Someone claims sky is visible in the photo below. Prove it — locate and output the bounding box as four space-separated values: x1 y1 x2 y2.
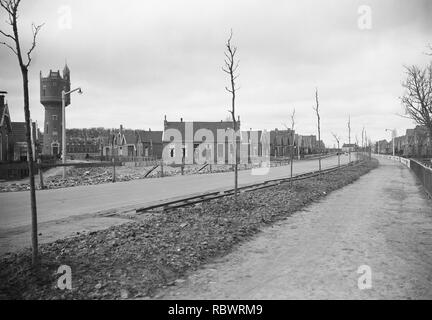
0 0 431 147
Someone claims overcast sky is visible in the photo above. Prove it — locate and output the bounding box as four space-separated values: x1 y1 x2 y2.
1 0 431 146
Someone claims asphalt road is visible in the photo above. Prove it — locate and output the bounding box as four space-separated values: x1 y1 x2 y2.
158 157 432 299
0 155 350 231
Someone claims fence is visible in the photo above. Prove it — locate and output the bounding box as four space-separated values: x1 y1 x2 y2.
410 159 432 198
373 153 431 198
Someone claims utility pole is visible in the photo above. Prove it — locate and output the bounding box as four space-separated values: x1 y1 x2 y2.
62 87 83 179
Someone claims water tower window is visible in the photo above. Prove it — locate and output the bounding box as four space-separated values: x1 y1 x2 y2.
52 115 58 121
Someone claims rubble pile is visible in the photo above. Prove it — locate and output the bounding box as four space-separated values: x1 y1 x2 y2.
0 160 293 193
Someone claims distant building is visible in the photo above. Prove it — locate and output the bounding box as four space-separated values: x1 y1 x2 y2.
375 140 390 154
270 128 295 157
162 116 241 164
341 143 357 153
101 125 163 159
0 91 12 162
102 125 138 157
298 134 323 155
40 64 71 156
10 122 39 161
136 129 163 158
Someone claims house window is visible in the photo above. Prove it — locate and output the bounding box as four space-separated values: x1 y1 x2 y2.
217 143 224 158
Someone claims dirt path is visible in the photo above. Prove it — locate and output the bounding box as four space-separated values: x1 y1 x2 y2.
156 158 432 299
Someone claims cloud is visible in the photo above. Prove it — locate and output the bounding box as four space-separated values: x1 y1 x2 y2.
0 0 430 146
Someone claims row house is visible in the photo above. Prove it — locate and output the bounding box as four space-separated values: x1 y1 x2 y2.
298 134 323 155
136 129 163 158
162 116 267 164
102 125 163 159
270 128 295 157
380 125 432 157
0 91 40 162
163 117 239 164
375 139 391 155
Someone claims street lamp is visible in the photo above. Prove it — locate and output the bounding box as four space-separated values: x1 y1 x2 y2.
385 128 395 156
62 87 83 178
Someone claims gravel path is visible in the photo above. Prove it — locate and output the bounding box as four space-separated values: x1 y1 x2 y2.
157 157 432 299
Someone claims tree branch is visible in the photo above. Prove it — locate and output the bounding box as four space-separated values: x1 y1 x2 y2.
25 22 44 67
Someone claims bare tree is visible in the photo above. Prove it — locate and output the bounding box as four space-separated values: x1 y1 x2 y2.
312 88 321 172
331 132 341 167
400 64 432 140
347 115 351 163
355 135 359 161
222 29 240 203
283 108 296 185
0 0 43 266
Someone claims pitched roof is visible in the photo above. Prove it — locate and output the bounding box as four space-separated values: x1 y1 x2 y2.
122 131 137 145
11 122 27 142
136 130 163 143
10 122 38 143
0 102 12 132
163 121 237 142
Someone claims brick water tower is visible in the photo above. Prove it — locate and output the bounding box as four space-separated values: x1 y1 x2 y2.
40 64 70 156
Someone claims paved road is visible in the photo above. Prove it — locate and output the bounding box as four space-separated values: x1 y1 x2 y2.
157 157 432 299
0 155 350 231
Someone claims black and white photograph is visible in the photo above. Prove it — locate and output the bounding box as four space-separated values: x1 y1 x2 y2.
0 0 432 307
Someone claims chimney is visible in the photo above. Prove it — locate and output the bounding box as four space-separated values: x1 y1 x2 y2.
180 117 183 122
120 124 123 134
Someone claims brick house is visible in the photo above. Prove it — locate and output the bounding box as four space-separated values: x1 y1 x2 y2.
163 116 243 164
102 125 137 157
341 143 357 153
136 129 163 158
10 122 39 162
0 91 12 162
270 128 295 157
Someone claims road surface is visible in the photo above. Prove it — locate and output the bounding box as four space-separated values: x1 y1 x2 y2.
157 157 432 299
0 155 349 230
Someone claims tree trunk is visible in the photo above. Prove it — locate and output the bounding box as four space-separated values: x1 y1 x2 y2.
22 67 38 265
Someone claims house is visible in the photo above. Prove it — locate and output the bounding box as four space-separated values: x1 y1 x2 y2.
375 140 390 154
270 128 295 157
10 122 39 162
0 91 12 162
136 129 163 159
341 143 357 153
102 125 138 157
298 135 320 155
162 116 242 164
